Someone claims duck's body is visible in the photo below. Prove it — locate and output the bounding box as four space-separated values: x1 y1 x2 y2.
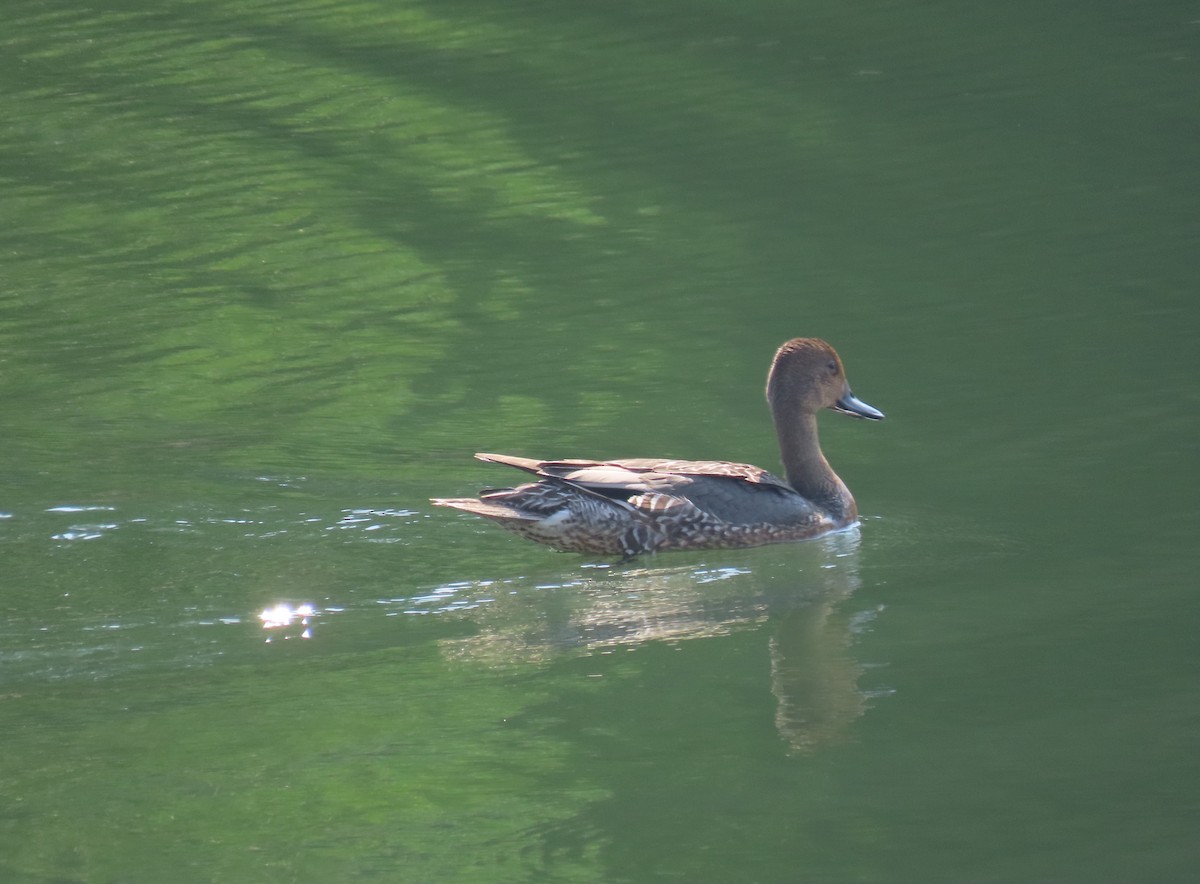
432 338 883 557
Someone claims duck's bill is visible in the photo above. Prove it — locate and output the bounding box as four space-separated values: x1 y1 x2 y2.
833 391 885 420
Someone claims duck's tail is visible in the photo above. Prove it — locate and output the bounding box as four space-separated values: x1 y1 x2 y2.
429 495 540 524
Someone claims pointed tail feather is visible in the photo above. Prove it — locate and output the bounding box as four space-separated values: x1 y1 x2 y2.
473 452 545 475
430 497 541 522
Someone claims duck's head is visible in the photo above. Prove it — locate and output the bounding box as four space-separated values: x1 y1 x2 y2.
766 338 884 420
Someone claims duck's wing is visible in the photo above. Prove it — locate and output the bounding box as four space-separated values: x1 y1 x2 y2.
474 453 792 492
609 458 794 490
475 453 669 495
473 453 810 526
619 468 821 528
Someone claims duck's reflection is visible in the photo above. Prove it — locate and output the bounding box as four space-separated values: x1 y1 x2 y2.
438 528 881 753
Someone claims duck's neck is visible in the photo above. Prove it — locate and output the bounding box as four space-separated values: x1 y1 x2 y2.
774 411 857 524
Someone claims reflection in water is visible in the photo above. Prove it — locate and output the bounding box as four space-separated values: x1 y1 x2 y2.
46 504 121 542
0 500 369 683
4 496 886 756
439 529 882 752
769 588 882 754
259 603 316 640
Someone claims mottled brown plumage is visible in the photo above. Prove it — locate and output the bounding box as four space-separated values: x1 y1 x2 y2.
431 338 883 557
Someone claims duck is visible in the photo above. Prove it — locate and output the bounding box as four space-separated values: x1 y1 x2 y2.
431 338 883 557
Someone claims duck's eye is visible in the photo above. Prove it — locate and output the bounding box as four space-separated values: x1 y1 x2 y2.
827 360 839 375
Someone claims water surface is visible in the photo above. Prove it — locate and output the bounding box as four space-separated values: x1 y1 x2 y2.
2 0 1197 881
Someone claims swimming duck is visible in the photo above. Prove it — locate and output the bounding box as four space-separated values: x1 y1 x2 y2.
431 338 883 557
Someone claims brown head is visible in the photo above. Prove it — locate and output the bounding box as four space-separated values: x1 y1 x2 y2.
766 338 884 420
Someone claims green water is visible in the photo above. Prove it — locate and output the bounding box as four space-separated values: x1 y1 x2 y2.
3 0 1197 881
